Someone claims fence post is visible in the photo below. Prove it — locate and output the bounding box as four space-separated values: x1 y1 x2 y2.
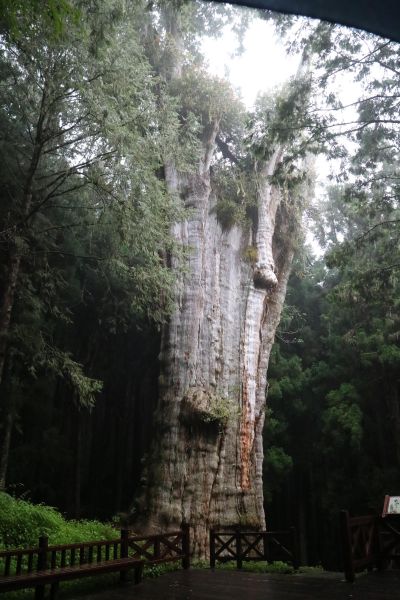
181 523 190 569
340 510 355 583
262 531 269 562
154 536 161 561
120 528 129 582
376 516 384 571
290 526 299 570
236 530 242 569
34 536 48 600
210 529 216 569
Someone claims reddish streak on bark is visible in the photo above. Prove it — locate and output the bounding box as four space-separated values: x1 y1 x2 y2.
240 372 252 490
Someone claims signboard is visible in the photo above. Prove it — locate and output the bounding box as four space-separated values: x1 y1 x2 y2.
382 495 400 517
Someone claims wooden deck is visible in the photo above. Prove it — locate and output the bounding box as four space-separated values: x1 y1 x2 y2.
68 568 400 600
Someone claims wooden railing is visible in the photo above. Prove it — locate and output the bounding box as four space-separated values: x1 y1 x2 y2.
340 510 400 582
127 526 190 569
210 528 298 570
0 533 129 578
379 516 400 566
0 525 190 598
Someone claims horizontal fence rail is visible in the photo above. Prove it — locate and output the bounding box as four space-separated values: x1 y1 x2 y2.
210 528 299 570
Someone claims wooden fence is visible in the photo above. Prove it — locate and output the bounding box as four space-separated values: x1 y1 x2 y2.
127 527 190 568
0 525 190 598
210 528 299 569
340 510 400 582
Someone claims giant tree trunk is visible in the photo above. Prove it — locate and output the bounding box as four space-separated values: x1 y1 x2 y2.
134 135 300 556
131 2 308 558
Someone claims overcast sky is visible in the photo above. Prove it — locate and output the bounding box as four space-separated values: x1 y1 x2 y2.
202 19 300 108
202 16 325 254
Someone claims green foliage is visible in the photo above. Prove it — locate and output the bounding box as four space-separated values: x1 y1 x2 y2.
0 492 115 549
266 215 400 565
215 560 295 574
247 76 322 167
211 165 258 232
264 561 295 574
266 446 293 478
260 29 400 569
0 0 79 40
212 198 245 231
323 385 362 451
172 69 242 133
144 561 181 578
0 0 182 414
201 395 237 426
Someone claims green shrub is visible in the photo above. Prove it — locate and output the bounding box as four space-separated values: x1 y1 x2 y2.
265 561 295 574
298 565 324 575
144 562 181 578
0 492 115 549
216 560 295 574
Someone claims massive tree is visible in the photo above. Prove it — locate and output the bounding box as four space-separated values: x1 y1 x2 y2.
0 0 315 539
133 1 313 556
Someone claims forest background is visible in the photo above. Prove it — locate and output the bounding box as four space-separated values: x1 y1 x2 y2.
0 0 400 569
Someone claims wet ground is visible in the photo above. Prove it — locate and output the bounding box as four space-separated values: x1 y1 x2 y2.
67 568 400 600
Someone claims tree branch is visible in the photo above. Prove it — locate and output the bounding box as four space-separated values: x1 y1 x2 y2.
216 135 238 164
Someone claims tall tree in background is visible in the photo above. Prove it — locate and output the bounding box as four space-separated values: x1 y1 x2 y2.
263 19 400 566
0 1 179 492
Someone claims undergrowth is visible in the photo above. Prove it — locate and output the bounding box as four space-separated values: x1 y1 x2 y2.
0 492 115 549
212 560 296 574
0 492 118 599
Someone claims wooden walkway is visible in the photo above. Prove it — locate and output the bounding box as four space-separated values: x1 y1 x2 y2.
68 568 400 600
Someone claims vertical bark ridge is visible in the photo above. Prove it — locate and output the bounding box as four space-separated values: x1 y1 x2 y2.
135 156 302 556
133 18 307 546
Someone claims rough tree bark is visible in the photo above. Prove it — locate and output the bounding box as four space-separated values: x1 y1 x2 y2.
132 3 309 558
